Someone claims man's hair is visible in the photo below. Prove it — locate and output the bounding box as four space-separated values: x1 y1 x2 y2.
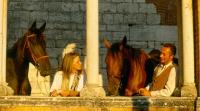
163 43 176 56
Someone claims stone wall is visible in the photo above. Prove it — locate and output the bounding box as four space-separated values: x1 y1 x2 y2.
7 0 178 88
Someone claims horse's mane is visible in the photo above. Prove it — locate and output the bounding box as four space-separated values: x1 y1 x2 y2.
7 37 26 65
110 42 143 60
110 43 122 54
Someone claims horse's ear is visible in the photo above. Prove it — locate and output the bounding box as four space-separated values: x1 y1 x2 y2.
29 21 37 32
119 36 127 50
121 36 127 46
39 22 46 33
103 38 111 49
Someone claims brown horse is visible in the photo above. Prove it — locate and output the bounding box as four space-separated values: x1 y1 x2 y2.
6 21 51 95
104 36 149 96
145 49 161 86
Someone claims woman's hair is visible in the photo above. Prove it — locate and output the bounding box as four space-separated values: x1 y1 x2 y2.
61 52 80 90
61 52 80 79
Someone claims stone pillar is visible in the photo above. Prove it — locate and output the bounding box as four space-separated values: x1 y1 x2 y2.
0 0 7 83
181 0 197 97
0 0 13 95
80 0 105 97
193 0 200 96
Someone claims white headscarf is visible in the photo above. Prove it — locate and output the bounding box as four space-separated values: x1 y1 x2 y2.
62 43 77 58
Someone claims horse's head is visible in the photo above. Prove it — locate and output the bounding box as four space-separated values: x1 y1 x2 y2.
103 36 127 77
22 21 51 77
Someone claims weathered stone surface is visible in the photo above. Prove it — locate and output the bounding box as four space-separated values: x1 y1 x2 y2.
0 97 196 111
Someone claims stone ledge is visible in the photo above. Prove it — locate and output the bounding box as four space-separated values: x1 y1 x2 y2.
0 96 196 111
0 96 195 107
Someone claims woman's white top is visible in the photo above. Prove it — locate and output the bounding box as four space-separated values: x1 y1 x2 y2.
50 71 86 93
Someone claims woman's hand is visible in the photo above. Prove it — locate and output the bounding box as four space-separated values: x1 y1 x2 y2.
60 90 70 97
50 90 59 97
138 88 151 96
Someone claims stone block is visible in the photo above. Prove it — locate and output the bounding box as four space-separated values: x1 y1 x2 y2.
20 20 29 29
100 25 107 31
71 12 84 24
138 3 157 13
77 24 86 30
49 58 59 69
117 3 138 13
8 2 22 11
7 40 16 49
124 14 137 24
99 3 117 13
44 2 64 11
136 13 147 25
70 3 80 12
48 12 70 22
73 0 85 2
29 11 48 23
103 14 114 25
99 48 107 55
100 0 112 2
130 41 148 48
107 25 128 32
46 40 55 48
12 11 29 21
133 0 145 3
46 48 62 58
45 29 64 40
111 0 132 2
147 14 161 25
79 3 85 12
22 2 44 11
100 32 113 41
112 32 128 40
130 25 178 41
113 14 124 24
148 41 157 49
47 22 71 30
61 2 72 12
55 40 69 48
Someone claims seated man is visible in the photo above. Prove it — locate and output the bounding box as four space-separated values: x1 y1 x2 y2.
138 43 176 97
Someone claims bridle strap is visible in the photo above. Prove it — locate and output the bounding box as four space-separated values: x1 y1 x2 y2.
22 34 48 66
36 56 49 62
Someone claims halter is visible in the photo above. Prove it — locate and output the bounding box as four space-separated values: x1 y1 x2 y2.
22 34 49 67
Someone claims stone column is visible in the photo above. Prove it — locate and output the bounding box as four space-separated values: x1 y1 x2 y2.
80 0 105 97
0 0 7 83
0 0 13 95
181 0 197 97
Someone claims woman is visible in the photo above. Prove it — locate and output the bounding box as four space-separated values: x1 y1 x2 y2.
50 52 86 97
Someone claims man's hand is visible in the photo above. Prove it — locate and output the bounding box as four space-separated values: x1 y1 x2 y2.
60 90 70 97
69 91 79 96
138 88 151 96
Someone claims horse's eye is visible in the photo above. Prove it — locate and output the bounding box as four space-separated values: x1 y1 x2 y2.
35 63 40 68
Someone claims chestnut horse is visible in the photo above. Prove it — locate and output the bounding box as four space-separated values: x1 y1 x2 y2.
104 36 149 96
6 21 51 95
